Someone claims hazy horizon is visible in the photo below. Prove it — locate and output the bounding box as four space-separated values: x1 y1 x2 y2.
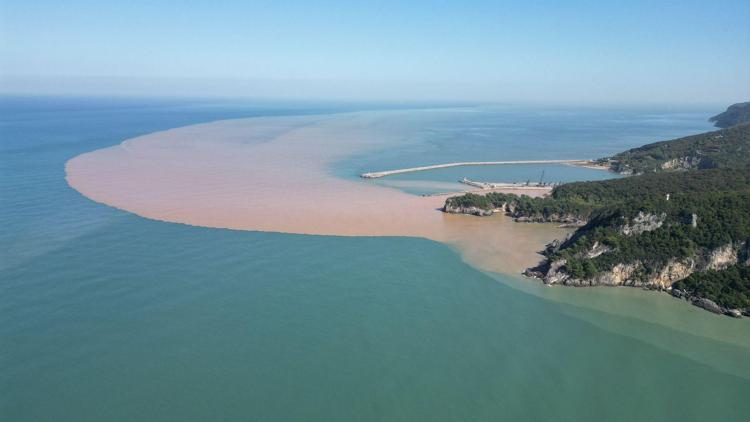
1 0 749 104
4 2 750 418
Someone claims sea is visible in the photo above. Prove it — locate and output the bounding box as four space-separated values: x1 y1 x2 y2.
2 96 749 421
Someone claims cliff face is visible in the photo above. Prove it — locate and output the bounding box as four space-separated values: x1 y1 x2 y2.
619 212 665 236
512 213 585 226
706 243 739 270
525 241 749 317
607 155 706 175
532 242 744 287
443 203 494 216
659 156 703 171
529 257 695 289
444 199 587 226
442 161 750 317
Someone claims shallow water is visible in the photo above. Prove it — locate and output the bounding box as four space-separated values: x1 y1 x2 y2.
333 105 711 194
372 163 619 195
2 97 748 422
64 111 571 272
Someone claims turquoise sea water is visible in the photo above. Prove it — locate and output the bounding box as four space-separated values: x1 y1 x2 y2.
2 97 748 421
333 105 712 194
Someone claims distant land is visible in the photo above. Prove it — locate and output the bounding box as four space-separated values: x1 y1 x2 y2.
445 103 750 317
598 122 750 174
710 102 750 128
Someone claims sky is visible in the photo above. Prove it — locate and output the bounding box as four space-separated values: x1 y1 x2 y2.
1 0 749 104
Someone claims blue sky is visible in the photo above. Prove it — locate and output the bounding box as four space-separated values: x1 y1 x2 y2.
1 0 748 104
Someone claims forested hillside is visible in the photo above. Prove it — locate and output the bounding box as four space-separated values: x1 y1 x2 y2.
444 118 750 316
710 102 750 128
601 122 750 174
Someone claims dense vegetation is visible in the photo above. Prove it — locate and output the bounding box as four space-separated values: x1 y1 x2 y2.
710 102 750 128
445 192 497 210
553 191 750 309
445 167 750 223
549 176 750 311
602 122 750 174
674 264 750 310
444 121 750 313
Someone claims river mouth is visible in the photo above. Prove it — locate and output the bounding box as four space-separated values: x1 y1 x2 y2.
66 108 750 345
65 111 570 275
10 98 750 422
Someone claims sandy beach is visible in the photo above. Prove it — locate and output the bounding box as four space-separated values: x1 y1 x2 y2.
66 111 568 274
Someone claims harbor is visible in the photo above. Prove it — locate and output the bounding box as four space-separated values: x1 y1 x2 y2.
457 176 556 190
360 159 592 178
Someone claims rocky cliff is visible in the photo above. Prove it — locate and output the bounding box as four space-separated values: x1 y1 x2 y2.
525 240 750 317
659 156 703 171
442 145 750 317
443 196 587 226
443 202 494 216
619 211 665 236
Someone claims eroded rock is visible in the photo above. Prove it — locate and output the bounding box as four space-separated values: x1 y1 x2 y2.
619 212 666 236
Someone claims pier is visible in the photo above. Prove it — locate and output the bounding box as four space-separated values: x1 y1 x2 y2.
360 159 590 178
458 178 555 190
418 178 555 198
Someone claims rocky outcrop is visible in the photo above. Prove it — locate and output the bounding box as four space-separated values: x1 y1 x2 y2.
692 297 723 314
542 259 569 285
586 241 611 259
619 212 666 236
670 289 747 318
605 160 636 175
542 238 564 256
532 243 740 287
660 156 702 171
442 204 493 216
706 243 739 270
648 258 695 289
525 241 749 317
525 259 636 287
727 308 746 318
444 199 588 226
513 213 585 226
575 262 640 286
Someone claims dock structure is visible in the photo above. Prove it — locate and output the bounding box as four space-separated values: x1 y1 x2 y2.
458 178 556 190
360 159 589 179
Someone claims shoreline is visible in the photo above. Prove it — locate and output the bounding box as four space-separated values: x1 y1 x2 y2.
567 161 613 171
423 185 553 198
64 110 749 323
66 111 569 275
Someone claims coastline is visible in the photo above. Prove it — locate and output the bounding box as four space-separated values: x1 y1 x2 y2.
426 185 552 198
66 111 568 275
567 161 613 171
67 110 745 319
62 108 750 335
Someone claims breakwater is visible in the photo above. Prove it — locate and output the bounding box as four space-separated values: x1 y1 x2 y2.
360 159 589 178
